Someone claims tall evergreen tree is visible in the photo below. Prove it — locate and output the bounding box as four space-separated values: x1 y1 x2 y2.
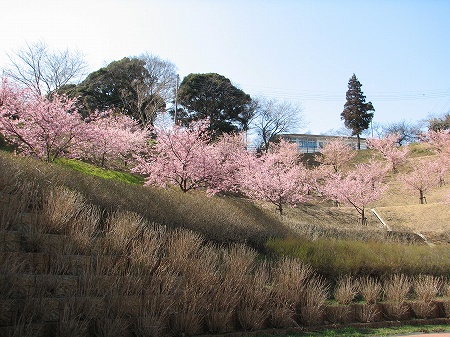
341 74 374 149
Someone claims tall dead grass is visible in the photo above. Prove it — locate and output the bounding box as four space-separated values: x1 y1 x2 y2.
410 274 443 318
334 275 359 305
359 276 382 304
205 244 256 333
383 274 411 319
269 257 314 327
237 262 271 331
299 276 329 326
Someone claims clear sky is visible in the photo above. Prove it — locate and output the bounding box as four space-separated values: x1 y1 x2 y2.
1 0 449 134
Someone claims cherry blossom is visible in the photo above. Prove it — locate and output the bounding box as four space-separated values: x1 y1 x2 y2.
399 160 439 204
0 78 86 162
133 120 212 192
366 134 409 172
239 140 311 215
316 137 356 172
82 111 149 169
321 161 388 225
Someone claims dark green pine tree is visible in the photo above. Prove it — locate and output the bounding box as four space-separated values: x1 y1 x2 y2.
341 74 375 149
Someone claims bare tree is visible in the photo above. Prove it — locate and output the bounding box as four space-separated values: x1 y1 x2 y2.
251 97 304 152
4 41 87 96
428 112 450 132
135 53 178 126
382 120 421 145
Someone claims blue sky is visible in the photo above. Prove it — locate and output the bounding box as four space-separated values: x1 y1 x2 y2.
1 0 449 134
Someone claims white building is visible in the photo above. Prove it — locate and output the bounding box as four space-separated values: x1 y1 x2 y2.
280 134 367 153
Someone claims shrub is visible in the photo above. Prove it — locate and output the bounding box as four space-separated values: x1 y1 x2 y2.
413 274 442 301
358 276 382 304
334 275 359 305
383 274 411 319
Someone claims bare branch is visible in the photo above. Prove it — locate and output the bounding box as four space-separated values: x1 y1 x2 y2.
251 97 304 152
4 41 87 96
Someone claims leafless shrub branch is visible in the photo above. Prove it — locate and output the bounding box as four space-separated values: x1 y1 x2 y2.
334 275 359 305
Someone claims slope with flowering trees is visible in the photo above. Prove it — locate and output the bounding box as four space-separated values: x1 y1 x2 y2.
239 140 311 216
321 160 388 225
422 129 450 155
421 129 450 185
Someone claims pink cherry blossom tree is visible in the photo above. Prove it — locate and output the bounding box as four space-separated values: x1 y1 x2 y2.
366 133 409 172
239 140 311 216
445 191 450 205
82 111 149 169
132 120 212 192
421 129 450 155
0 78 87 162
428 158 450 187
204 132 249 195
321 161 388 225
316 137 356 172
399 160 439 204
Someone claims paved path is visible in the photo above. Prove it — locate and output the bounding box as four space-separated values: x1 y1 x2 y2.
393 332 450 337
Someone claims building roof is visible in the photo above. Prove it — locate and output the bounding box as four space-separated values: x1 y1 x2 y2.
281 133 366 140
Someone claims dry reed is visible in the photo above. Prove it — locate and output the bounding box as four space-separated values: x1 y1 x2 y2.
41 187 86 234
269 257 313 327
58 297 91 337
383 274 411 319
359 276 382 304
299 276 329 326
205 244 256 333
237 262 270 331
102 210 144 254
356 303 380 323
334 275 359 305
410 274 443 318
413 274 442 301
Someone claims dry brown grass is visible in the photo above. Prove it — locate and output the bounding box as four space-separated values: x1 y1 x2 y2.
334 275 359 305
267 257 314 328
358 276 382 304
443 280 450 297
409 274 442 318
383 274 411 319
373 204 450 242
237 263 271 331
413 274 443 301
299 276 329 326
355 303 380 323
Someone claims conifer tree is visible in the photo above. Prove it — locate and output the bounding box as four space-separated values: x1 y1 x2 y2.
341 74 374 149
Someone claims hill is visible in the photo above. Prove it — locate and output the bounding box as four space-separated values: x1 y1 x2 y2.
1 148 450 336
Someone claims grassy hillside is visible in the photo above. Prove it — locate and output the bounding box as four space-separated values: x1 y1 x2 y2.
1 147 450 336
1 147 449 275
0 151 293 250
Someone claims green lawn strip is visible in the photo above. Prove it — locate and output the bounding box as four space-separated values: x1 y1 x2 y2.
55 158 144 185
244 324 450 337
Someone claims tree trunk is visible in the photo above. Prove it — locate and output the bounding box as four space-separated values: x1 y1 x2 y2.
419 189 425 204
357 134 361 150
